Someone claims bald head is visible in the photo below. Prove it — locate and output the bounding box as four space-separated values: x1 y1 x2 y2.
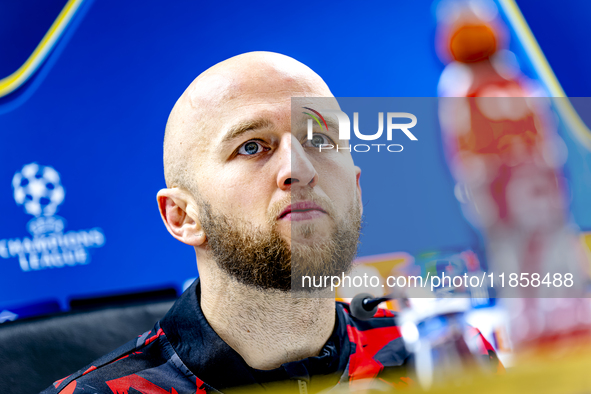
163 52 333 192
158 52 363 293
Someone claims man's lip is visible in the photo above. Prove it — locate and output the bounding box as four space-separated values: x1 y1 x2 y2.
278 201 327 219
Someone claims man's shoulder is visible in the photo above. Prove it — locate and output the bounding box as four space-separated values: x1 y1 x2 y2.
41 324 210 394
335 301 411 383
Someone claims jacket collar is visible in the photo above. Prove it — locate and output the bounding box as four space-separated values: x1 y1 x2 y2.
160 278 351 391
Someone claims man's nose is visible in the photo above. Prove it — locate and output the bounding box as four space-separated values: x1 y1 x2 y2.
277 135 318 191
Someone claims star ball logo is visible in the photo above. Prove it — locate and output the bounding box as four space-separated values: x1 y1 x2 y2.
0 163 106 272
303 107 418 153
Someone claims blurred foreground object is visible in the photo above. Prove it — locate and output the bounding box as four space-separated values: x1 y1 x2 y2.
435 0 591 353
336 253 503 389
400 297 502 390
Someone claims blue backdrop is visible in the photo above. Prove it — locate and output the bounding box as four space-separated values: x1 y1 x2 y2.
1 0 590 320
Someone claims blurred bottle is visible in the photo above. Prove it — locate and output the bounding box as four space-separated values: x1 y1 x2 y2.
434 0 591 354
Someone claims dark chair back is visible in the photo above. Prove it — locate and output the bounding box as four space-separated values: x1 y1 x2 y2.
0 300 174 394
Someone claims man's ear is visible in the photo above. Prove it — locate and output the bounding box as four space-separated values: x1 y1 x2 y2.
157 188 206 246
355 166 363 216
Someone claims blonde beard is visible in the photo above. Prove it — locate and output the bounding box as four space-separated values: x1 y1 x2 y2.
196 192 361 293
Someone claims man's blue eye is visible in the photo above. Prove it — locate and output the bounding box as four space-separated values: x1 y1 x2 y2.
309 134 329 147
239 141 262 155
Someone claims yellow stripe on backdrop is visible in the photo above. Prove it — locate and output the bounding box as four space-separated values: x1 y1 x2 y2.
0 0 85 98
499 0 591 151
582 232 591 270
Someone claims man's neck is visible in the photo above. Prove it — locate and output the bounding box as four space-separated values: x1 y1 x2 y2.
198 261 336 370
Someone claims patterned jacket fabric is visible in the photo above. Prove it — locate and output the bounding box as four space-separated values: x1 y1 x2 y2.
41 279 500 393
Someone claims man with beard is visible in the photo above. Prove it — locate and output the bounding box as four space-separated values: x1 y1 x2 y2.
43 52 498 394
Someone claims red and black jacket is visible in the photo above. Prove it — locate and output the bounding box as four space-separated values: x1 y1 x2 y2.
43 279 499 393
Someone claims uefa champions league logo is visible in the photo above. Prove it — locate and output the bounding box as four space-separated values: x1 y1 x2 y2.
0 163 105 272
12 163 67 236
13 163 65 217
